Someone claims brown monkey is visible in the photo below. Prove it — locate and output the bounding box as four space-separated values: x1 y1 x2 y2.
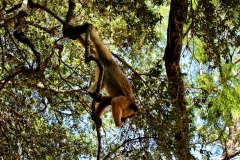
77 24 138 127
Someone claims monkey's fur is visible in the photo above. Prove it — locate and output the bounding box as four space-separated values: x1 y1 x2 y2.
77 24 138 127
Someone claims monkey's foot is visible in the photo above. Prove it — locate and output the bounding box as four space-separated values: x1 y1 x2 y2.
83 23 93 30
115 122 123 128
77 23 93 35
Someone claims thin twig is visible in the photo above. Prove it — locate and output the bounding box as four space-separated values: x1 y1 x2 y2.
103 136 159 159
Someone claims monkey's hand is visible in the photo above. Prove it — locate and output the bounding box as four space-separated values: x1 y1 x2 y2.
75 23 94 35
116 121 123 128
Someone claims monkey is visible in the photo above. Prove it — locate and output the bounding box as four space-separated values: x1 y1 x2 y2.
77 24 138 127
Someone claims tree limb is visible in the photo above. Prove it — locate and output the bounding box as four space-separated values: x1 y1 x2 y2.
0 69 23 91
63 1 104 159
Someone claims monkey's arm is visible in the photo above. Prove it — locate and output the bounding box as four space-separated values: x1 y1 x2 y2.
96 96 112 117
87 29 113 65
111 96 132 127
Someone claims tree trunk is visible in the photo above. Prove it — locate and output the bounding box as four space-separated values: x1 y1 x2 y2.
164 0 191 159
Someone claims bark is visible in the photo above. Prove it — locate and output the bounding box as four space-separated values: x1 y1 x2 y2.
219 117 240 160
163 0 191 159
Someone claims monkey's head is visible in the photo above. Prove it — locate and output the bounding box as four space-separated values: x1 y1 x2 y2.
121 102 139 122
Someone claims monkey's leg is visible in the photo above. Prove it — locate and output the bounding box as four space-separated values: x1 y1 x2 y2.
111 96 131 127
77 35 97 56
75 23 110 62
96 96 112 117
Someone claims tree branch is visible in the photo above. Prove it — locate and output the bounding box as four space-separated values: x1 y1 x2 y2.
29 1 64 23
220 149 240 160
0 36 4 75
0 69 23 91
63 1 104 159
163 0 190 159
27 21 60 35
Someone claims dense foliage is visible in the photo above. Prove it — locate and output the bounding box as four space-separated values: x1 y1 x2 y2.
0 0 239 159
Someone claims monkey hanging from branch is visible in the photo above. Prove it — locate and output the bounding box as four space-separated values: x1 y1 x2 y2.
77 23 139 127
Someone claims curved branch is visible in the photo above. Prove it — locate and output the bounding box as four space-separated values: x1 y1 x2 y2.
14 11 42 71
28 1 64 24
13 31 42 71
0 69 23 91
0 65 42 92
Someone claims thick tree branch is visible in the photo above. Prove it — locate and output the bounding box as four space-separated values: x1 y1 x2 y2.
220 145 240 159
5 4 21 13
163 0 191 159
13 31 42 71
